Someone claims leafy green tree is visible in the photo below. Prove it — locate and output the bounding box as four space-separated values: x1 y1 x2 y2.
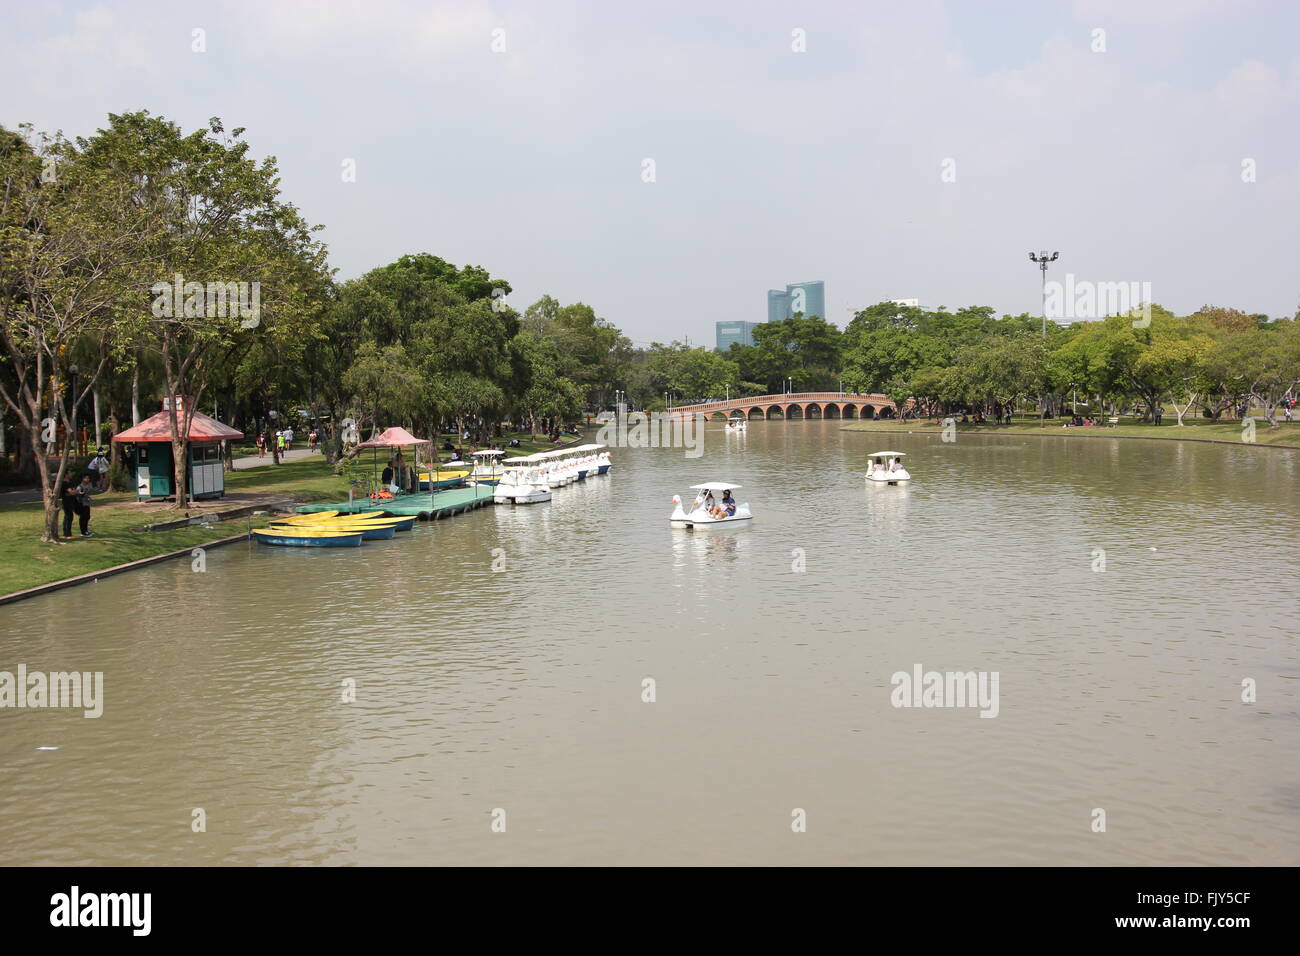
0 124 164 539
79 111 329 505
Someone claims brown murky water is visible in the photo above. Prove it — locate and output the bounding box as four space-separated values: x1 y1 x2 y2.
2 421 1297 865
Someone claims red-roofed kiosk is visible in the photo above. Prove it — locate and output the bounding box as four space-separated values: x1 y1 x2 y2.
112 398 243 500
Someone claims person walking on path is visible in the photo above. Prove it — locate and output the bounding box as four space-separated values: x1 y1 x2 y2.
256 432 266 459
277 431 286 457
87 447 111 491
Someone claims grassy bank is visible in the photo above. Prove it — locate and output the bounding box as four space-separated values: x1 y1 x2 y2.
0 456 351 597
0 434 587 597
840 417 1300 447
0 501 265 596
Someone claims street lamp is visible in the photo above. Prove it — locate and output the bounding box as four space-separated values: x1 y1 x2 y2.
1028 250 1059 338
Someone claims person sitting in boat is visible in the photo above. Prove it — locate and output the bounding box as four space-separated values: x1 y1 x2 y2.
703 491 720 517
889 459 900 472
721 490 736 517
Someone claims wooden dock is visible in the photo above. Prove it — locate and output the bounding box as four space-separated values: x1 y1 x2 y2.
295 484 496 520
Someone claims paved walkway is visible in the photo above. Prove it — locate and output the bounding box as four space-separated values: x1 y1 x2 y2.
229 446 320 470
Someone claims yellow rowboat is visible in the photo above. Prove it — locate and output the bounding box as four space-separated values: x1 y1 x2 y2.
271 521 396 540
272 515 416 533
280 510 384 523
253 527 363 548
418 470 470 490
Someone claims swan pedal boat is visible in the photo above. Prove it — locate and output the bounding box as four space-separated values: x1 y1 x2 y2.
670 481 753 528
866 451 911 484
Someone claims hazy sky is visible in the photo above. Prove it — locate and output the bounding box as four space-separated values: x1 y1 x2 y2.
3 0 1297 345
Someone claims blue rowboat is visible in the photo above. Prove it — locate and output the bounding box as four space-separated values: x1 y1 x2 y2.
253 528 363 548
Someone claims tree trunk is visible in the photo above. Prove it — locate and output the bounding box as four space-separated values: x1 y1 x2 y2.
131 365 140 425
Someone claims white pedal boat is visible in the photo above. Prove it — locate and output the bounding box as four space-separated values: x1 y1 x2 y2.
493 466 552 504
866 451 911 484
725 419 747 432
670 481 753 528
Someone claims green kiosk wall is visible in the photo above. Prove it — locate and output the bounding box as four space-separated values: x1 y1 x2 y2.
132 443 226 500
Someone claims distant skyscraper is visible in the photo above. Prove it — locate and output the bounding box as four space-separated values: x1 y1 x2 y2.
716 321 761 352
767 280 826 322
786 280 825 319
767 289 792 324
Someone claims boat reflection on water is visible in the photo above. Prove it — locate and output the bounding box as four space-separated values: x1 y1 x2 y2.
865 480 910 540
670 520 747 582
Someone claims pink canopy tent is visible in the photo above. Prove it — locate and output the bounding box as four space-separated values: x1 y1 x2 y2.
356 426 429 448
352 426 438 502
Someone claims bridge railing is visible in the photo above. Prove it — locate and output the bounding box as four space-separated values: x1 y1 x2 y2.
666 392 893 414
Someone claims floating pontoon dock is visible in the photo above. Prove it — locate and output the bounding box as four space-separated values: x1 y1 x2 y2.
295 484 495 520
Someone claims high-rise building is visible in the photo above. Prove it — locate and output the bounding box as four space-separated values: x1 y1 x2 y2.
767 280 826 322
716 321 761 352
767 289 792 324
786 280 825 319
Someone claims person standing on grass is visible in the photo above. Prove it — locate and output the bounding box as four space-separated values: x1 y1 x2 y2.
74 474 95 537
60 473 82 538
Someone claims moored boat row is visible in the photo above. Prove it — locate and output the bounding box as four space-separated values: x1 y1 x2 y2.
253 511 418 547
494 444 611 505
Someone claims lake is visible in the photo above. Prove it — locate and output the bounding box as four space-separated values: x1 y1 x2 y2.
1 421 1297 865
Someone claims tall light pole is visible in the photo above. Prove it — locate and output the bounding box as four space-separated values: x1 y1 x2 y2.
1028 250 1059 339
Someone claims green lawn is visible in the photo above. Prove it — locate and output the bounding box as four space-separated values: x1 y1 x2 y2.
0 436 589 597
225 455 353 500
841 417 1300 447
0 499 267 596
0 457 353 597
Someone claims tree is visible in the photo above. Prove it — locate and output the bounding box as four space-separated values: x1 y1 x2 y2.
79 111 329 507
0 125 163 540
1208 321 1300 428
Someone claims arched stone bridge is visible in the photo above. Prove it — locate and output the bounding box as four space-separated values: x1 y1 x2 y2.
664 392 906 421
